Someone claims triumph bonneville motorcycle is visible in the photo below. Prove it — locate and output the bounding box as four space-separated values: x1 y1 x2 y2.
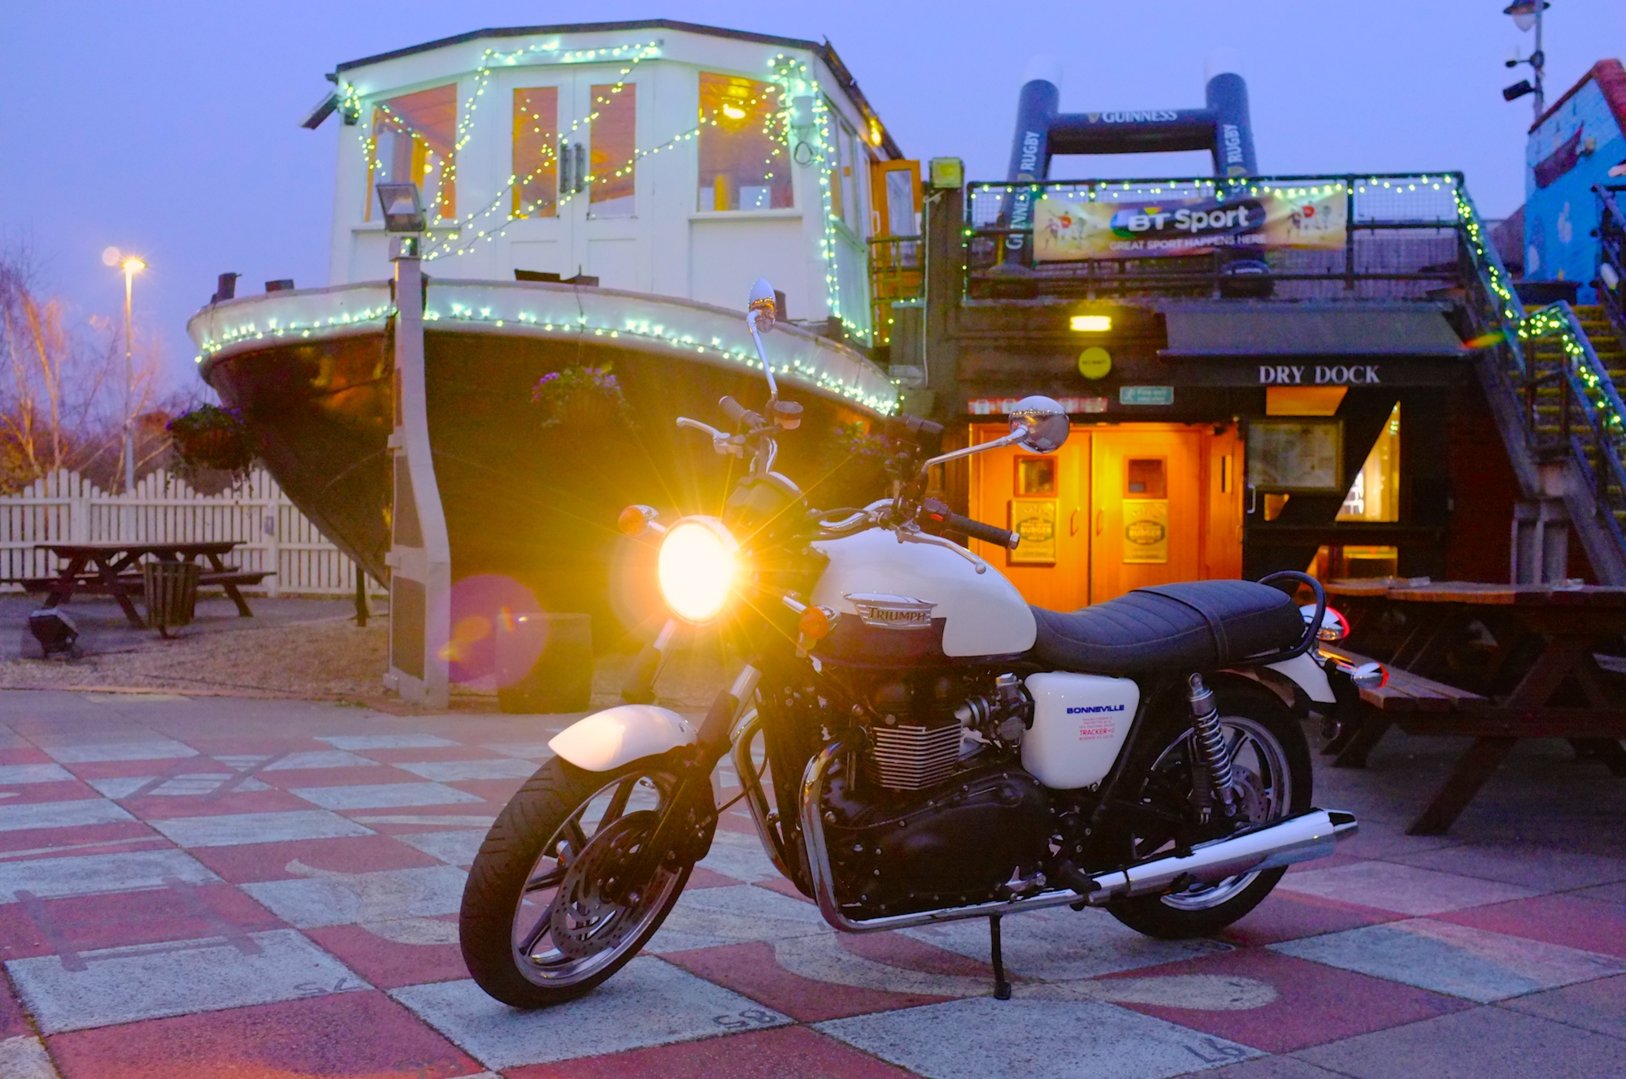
459 280 1366 1008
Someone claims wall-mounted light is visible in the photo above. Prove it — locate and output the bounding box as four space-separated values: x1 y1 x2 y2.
376 182 425 233
1070 314 1113 333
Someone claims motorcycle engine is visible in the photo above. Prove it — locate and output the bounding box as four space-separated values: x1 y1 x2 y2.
823 672 1051 915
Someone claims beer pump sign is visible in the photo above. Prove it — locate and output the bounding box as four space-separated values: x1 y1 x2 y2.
1034 191 1346 261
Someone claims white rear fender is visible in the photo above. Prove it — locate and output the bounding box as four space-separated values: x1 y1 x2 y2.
548 704 698 772
1260 652 1336 707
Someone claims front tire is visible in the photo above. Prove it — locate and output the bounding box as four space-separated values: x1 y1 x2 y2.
1106 679 1311 939
459 755 696 1007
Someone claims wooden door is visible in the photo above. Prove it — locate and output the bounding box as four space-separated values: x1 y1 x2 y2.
969 424 1090 612
1090 427 1203 603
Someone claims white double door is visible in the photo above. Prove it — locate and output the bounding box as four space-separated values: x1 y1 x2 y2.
505 72 646 291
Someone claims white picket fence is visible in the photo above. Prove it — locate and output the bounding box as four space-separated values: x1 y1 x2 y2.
0 468 374 596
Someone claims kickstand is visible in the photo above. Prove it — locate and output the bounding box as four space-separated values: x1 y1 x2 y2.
988 915 1012 1000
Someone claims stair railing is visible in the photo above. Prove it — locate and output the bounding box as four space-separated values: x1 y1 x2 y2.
1457 185 1626 555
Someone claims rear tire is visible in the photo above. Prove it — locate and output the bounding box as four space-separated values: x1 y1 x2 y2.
459 755 695 1007
1106 679 1311 940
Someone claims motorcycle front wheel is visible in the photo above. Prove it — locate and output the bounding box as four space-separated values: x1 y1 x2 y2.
1106 679 1311 940
459 754 694 1007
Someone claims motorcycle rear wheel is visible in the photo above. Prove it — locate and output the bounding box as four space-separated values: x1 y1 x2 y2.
459 755 694 1007
1106 679 1311 940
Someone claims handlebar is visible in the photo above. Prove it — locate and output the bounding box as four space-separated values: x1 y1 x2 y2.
921 498 1019 549
718 395 763 430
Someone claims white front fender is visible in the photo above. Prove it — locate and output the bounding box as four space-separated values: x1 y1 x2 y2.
548 704 698 772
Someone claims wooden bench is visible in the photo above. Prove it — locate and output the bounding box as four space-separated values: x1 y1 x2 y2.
1324 649 1485 767
14 573 144 597
198 570 274 589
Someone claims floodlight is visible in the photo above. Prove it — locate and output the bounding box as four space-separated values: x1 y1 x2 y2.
1070 314 1113 333
375 182 426 233
28 608 80 660
1503 80 1535 102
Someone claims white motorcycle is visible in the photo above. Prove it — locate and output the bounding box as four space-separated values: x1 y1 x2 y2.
458 280 1361 1007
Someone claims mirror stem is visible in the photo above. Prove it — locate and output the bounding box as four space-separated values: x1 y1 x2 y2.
747 311 779 406
921 426 1030 473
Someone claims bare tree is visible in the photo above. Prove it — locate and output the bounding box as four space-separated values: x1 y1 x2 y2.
0 245 173 493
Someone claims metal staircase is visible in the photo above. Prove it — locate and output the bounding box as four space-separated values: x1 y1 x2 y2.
1458 184 1626 584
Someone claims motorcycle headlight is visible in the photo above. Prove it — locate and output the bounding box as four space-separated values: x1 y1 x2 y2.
657 517 739 624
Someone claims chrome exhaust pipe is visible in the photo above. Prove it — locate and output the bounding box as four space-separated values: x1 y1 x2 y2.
1082 808 1358 905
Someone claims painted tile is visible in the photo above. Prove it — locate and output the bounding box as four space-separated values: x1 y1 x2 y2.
1502 973 1626 1040
818 995 1260 1079
1393 842 1626 892
1218 890 1395 947
444 779 525 804
0 879 284 962
644 884 829 954
44 992 479 1079
1276 860 1536 915
243 865 469 927
1271 918 1626 1002
665 934 990 1022
1295 1004 1626 1078
0 800 133 834
186 834 442 885
112 788 313 820
350 812 498 833
88 774 270 798
392 959 790 1069
694 829 780 883
7 928 366 1033
901 905 1231 983
1090 947 1468 1052
1439 893 1626 959
0 1035 56 1079
304 918 464 990
255 750 383 771
507 1024 917 1079
0 765 74 786
0 849 217 902
394 759 538 782
478 742 557 760
0 966 28 1040
320 735 457 751
397 829 490 868
291 782 484 811
147 809 374 848
41 741 196 764
0 824 164 862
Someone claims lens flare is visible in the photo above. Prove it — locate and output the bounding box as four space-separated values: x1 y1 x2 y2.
657 518 737 623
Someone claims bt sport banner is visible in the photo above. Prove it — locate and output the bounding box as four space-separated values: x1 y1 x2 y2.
1033 191 1347 261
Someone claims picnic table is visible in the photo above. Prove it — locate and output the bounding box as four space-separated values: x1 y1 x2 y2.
1322 578 1626 834
20 541 272 628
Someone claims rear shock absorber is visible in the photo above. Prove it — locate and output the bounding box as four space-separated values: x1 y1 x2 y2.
1186 673 1239 819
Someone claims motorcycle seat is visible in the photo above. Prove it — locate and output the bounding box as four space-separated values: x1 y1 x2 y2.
1028 580 1305 676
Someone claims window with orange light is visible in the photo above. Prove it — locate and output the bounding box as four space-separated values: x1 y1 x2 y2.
365 84 457 221
697 72 791 211
512 87 559 219
828 111 865 232
588 83 636 218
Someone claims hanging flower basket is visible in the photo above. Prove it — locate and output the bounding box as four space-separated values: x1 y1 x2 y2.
167 404 254 480
530 364 635 432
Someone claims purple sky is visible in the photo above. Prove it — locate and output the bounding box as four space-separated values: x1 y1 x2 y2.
5 1 1624 389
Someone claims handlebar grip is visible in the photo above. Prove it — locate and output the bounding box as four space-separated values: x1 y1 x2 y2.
922 499 1019 549
718 395 762 429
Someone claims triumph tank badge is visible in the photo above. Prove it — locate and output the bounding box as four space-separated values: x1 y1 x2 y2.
845 593 936 629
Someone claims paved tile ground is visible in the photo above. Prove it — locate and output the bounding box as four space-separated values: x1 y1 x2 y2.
2 688 1624 1077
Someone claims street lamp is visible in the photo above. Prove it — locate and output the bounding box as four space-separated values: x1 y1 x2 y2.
1502 1 1551 122
119 254 145 497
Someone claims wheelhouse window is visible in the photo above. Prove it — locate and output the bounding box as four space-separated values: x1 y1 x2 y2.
512 87 559 219
366 84 457 221
588 83 636 218
697 72 791 212
828 110 866 232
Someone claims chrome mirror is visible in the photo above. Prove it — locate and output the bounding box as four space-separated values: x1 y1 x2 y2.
747 278 777 333
1008 395 1069 452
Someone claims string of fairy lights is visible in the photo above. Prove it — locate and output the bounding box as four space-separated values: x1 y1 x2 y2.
343 38 869 342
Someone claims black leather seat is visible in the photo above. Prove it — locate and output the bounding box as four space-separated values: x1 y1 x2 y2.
1028 581 1306 675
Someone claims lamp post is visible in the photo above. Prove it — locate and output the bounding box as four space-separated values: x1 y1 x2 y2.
1502 1 1551 122
118 254 145 497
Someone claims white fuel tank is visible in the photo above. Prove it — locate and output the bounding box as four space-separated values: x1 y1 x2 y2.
810 528 1037 658
1021 672 1140 789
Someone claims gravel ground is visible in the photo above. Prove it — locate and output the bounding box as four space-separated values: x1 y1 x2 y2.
0 592 728 708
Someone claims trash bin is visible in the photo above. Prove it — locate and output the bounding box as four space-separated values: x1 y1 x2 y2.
496 611 593 713
143 561 200 638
